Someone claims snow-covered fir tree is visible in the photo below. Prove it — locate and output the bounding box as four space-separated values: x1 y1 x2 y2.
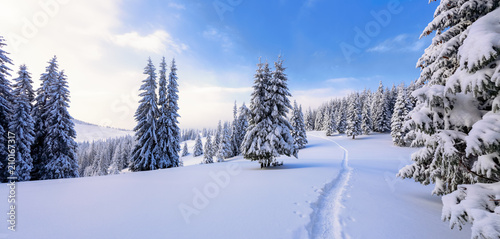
391 84 412 146
108 142 123 175
336 99 347 134
217 122 232 161
399 0 500 194
314 108 324 131
361 90 373 135
31 57 59 180
398 2 500 236
0 36 12 182
163 58 181 167
371 81 390 132
155 57 171 168
326 106 338 136
241 57 297 168
382 88 393 131
230 101 239 157
213 120 222 155
235 103 249 154
181 142 189 157
131 58 159 171
346 93 362 139
40 70 79 179
290 101 308 149
305 107 315 131
203 132 214 164
193 134 203 157
10 65 35 181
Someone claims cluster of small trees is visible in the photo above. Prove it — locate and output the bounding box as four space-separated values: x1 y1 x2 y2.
77 135 135 176
0 37 78 182
130 57 181 171
201 102 251 164
307 81 419 140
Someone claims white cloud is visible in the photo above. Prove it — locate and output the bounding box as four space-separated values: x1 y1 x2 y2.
367 34 426 53
202 27 234 52
168 2 185 10
292 87 354 110
178 83 252 129
109 30 188 54
325 77 357 84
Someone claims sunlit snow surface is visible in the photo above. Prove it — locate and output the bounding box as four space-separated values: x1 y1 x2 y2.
0 132 470 239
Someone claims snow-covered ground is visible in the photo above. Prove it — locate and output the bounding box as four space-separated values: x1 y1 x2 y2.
73 119 134 142
0 132 471 239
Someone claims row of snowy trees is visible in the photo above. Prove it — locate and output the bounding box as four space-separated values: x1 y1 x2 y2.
307 81 419 140
0 37 78 182
201 102 251 164
77 135 135 177
130 57 181 171
395 1 500 237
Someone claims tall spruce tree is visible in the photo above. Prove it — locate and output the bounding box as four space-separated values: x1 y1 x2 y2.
326 107 338 136
193 134 203 157
230 101 239 156
181 142 189 157
391 84 412 146
398 1 500 237
371 81 388 132
131 58 159 171
290 101 308 149
32 56 59 180
155 57 171 168
361 90 373 135
305 107 315 131
398 0 500 195
40 70 79 179
241 57 297 168
10 65 35 181
235 103 249 154
336 99 347 134
346 93 362 139
214 120 222 154
164 58 181 167
0 36 13 182
203 132 214 164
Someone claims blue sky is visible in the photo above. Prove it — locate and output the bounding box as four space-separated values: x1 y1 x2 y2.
1 0 437 129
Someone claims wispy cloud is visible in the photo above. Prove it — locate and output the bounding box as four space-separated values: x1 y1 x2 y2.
109 30 188 54
202 27 234 52
292 87 354 110
168 2 185 10
325 77 358 84
367 34 426 53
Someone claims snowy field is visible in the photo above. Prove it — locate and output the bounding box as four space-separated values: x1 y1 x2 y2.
0 132 470 239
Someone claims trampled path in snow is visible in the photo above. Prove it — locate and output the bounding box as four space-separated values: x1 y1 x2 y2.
308 133 353 239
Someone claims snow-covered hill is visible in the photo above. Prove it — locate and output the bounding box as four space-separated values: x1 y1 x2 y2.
0 132 471 239
73 119 134 142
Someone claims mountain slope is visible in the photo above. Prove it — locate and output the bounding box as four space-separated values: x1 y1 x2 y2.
73 119 134 142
